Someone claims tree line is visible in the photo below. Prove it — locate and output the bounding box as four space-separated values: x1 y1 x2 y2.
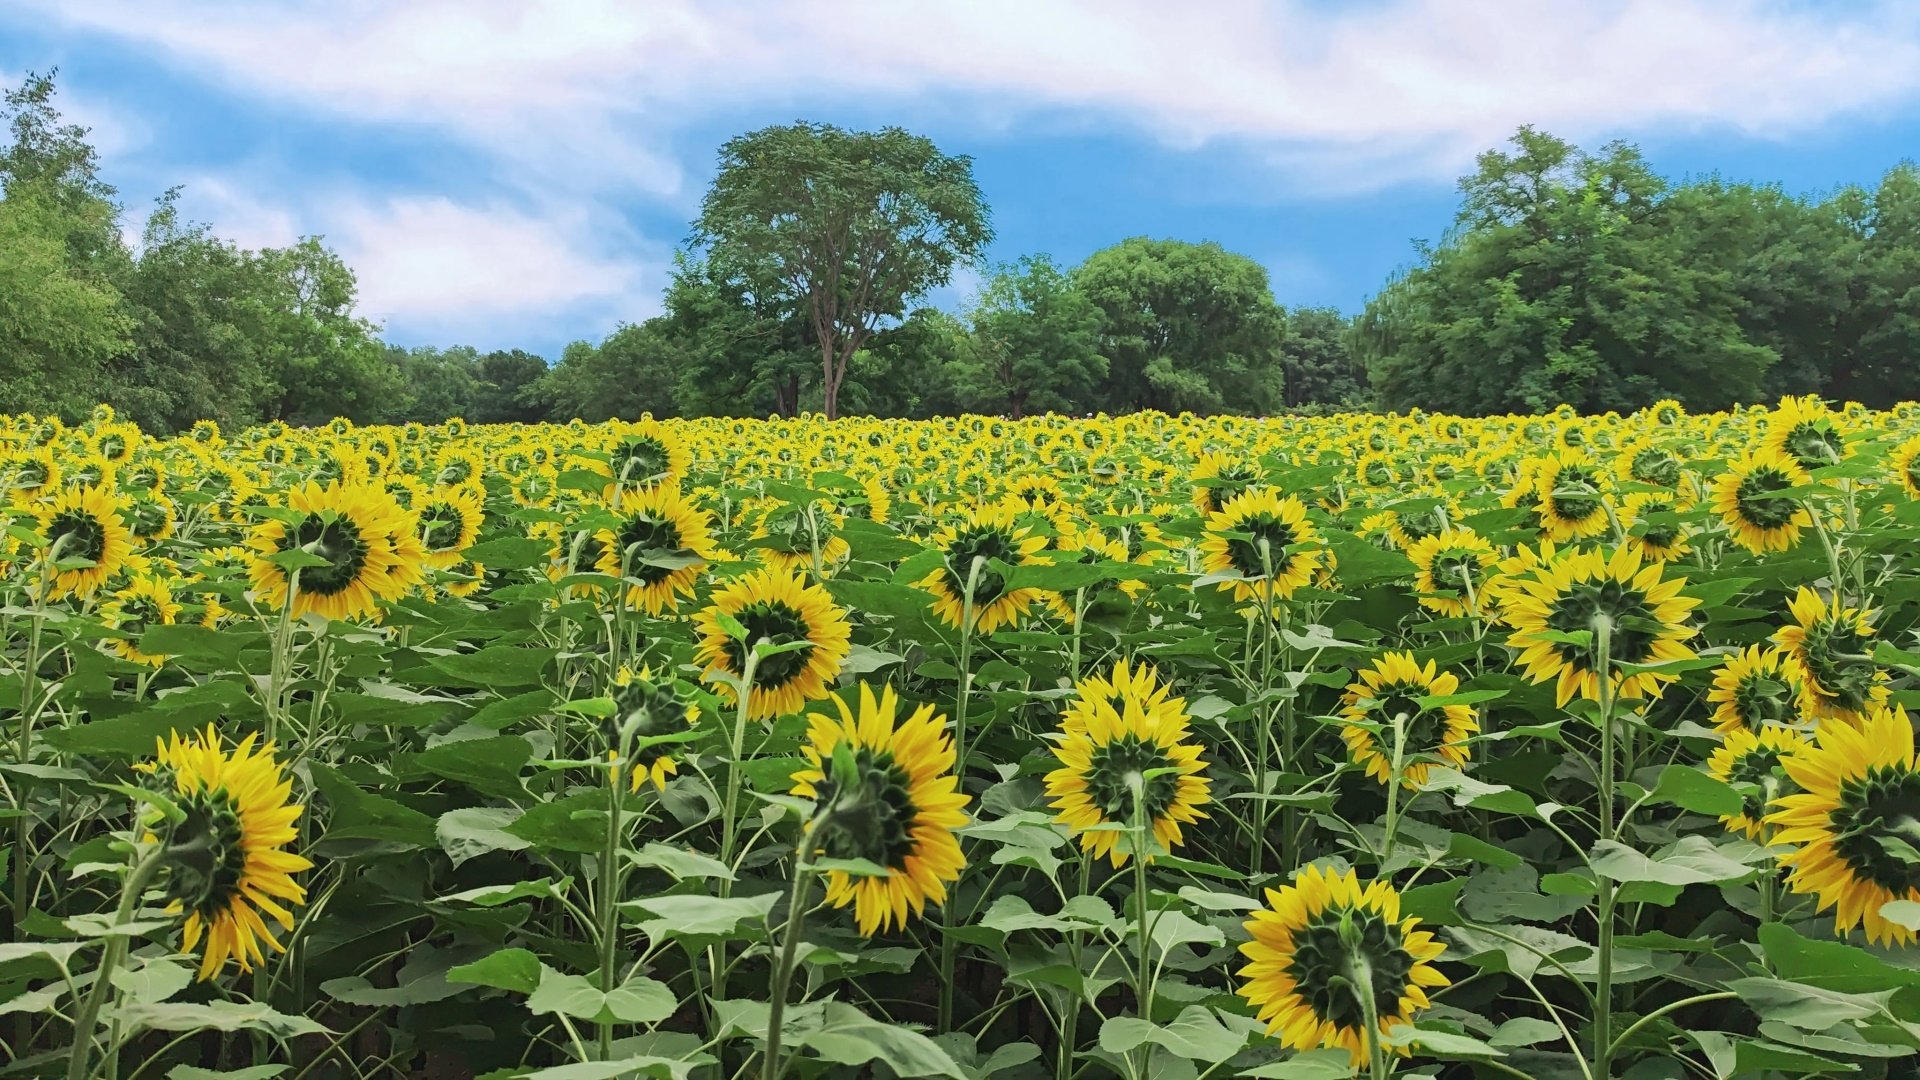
5 70 1918 431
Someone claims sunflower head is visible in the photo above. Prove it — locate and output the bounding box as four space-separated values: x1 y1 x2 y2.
247 482 413 622
33 483 135 599
1768 704 1920 946
1530 449 1612 543
1200 490 1325 605
1237 865 1450 1067
790 683 970 936
1710 449 1811 555
1773 587 1888 724
1765 395 1849 470
1504 545 1699 707
1706 645 1809 734
693 566 852 721
607 667 695 792
1707 726 1810 839
1044 660 1211 867
1340 651 1479 789
139 726 312 980
1407 527 1497 618
916 504 1049 633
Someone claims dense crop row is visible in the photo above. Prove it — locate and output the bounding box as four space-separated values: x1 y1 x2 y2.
3 399 1919 1079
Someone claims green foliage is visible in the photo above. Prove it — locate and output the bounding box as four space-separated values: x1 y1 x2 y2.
692 122 993 420
1076 238 1290 414
957 255 1108 418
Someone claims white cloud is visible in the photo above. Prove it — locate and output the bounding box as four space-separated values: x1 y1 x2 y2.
34 0 1920 191
330 196 659 344
23 0 1920 335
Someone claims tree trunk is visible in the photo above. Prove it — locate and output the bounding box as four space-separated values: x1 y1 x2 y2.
821 334 839 421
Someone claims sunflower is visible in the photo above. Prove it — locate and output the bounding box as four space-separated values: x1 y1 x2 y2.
32 483 134 599
750 500 852 577
1890 434 1920 499
1707 725 1810 839
4 444 61 501
1773 587 1889 724
1530 449 1613 543
594 485 715 615
607 667 697 793
1406 527 1497 618
693 566 852 720
1191 452 1264 516
604 419 691 497
1764 395 1849 470
1768 703 1920 946
1706 645 1809 734
138 726 312 980
246 482 409 622
1237 865 1449 1067
101 574 182 667
1618 490 1691 563
1044 659 1211 867
1199 490 1325 605
416 483 485 569
1340 651 1479 788
915 503 1050 633
123 495 177 544
1503 545 1699 707
1709 449 1811 555
789 683 970 935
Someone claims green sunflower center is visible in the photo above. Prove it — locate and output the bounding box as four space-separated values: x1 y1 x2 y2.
1429 550 1481 589
1798 619 1877 711
119 596 163 626
612 438 670 486
1832 767 1920 893
1734 469 1800 529
1285 907 1421 1032
1545 467 1603 523
720 600 815 688
439 460 475 486
160 791 250 920
420 503 465 552
1631 449 1681 487
1205 466 1259 509
942 527 1018 606
1727 747 1786 820
15 460 50 488
1784 423 1843 468
609 680 683 768
615 514 687 586
1544 580 1664 669
1397 508 1445 543
283 514 371 597
769 508 837 555
1732 672 1798 729
1635 501 1681 548
1083 735 1180 824
47 509 108 563
1366 684 1449 757
1362 460 1395 486
1224 515 1300 581
813 748 919 871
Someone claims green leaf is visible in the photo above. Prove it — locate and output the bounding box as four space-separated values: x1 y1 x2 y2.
405 735 533 797
1098 1007 1248 1065
423 646 553 688
116 1001 329 1038
1422 768 1537 817
627 843 736 882
620 894 777 939
1647 765 1743 817
1489 1017 1561 1049
1590 837 1760 888
448 948 543 995
526 968 677 1026
502 792 607 854
436 806 531 867
802 1003 965 1079
310 763 435 849
1758 922 1920 991
439 878 570 908
1382 1023 1504 1058
1878 900 1920 932
168 1068 288 1080
460 536 552 570
1730 977 1895 1029
1238 1051 1360 1078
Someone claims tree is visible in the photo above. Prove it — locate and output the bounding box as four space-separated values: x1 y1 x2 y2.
470 349 548 424
255 238 398 425
667 254 815 418
692 122 992 420
1076 238 1288 414
1278 307 1365 408
958 255 1106 417
0 186 127 417
843 308 973 418
1354 128 1777 414
533 324 684 422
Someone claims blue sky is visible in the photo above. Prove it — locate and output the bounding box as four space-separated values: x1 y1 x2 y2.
6 0 1920 362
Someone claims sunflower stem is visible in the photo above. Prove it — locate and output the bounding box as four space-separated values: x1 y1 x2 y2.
1591 616 1617 1079
596 722 630 1061
10 536 66 1056
1128 774 1158 1078
712 644 762 1012
762 815 819 1080
1057 854 1092 1080
1381 710 1409 863
938 555 985 1033
68 847 164 1080
1344 949 1391 1080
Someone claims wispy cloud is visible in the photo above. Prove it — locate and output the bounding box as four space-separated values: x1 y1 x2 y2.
19 0 1920 340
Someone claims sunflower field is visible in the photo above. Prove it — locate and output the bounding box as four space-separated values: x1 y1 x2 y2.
4 398 1920 1080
